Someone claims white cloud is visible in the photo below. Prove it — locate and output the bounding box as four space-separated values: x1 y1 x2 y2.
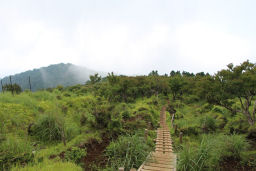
0 1 255 77
74 22 171 74
174 22 252 73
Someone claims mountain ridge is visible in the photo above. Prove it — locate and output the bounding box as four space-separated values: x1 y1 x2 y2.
0 63 105 91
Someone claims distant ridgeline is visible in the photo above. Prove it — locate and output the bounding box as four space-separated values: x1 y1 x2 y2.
0 63 103 91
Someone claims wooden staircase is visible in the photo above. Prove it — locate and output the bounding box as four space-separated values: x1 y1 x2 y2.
137 106 176 171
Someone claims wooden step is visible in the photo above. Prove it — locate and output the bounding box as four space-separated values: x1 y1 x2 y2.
138 106 176 171
142 165 174 171
144 162 174 169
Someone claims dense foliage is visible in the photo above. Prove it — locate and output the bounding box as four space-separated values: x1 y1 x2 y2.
0 60 255 170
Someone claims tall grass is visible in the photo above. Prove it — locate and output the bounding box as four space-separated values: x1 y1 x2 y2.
0 135 34 170
0 103 34 135
11 159 83 171
32 114 63 142
177 134 250 170
105 133 152 171
0 92 38 111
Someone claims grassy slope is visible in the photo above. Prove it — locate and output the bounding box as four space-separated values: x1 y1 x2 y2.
169 97 256 170
0 89 256 170
0 90 161 170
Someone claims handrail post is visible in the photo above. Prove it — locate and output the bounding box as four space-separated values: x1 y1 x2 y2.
179 131 183 144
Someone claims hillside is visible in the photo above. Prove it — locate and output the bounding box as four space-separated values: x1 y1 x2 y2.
0 63 104 91
0 60 256 171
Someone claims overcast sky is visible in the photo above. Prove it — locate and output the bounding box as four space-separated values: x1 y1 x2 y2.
0 0 255 77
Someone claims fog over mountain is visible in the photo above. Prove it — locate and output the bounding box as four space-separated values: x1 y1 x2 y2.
1 1 256 77
0 63 105 91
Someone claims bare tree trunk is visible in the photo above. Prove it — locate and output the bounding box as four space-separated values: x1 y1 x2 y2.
240 97 255 126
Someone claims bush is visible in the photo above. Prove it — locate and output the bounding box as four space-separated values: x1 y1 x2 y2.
241 150 256 168
65 147 86 164
184 95 200 104
32 114 63 142
11 159 83 171
65 122 80 141
0 135 34 170
221 134 249 160
178 139 212 171
105 134 152 171
177 134 250 170
199 115 217 132
0 103 34 135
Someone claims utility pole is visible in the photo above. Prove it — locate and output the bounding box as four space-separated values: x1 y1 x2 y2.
9 76 14 95
29 76 32 91
0 80 3 93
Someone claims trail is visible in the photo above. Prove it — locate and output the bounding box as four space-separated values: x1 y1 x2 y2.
138 106 176 171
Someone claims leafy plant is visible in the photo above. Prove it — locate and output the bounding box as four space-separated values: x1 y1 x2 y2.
11 159 83 171
65 147 86 164
105 134 152 171
31 114 63 142
0 135 34 170
177 134 250 170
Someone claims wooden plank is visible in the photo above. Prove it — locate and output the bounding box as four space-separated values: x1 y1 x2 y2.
147 159 174 164
142 165 172 171
145 162 174 169
156 144 172 146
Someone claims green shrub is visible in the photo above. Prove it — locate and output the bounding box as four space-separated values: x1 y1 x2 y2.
11 159 83 171
122 111 131 120
65 122 80 141
241 150 256 168
32 114 63 142
211 106 225 114
0 135 34 170
178 138 212 171
199 115 217 132
31 91 56 101
177 145 195 171
105 134 152 171
184 95 200 104
221 134 249 160
198 103 213 113
224 113 249 134
65 147 86 164
0 103 34 134
177 134 250 170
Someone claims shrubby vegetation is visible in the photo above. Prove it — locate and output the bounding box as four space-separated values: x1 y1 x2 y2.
105 133 153 171
0 60 255 170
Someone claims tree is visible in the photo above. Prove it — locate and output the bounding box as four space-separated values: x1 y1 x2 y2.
182 71 194 77
3 83 22 94
170 70 181 77
148 70 159 76
196 72 206 77
169 76 185 100
198 61 256 126
107 72 119 86
216 61 256 126
88 73 101 84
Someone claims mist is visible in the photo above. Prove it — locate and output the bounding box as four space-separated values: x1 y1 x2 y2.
0 0 256 77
